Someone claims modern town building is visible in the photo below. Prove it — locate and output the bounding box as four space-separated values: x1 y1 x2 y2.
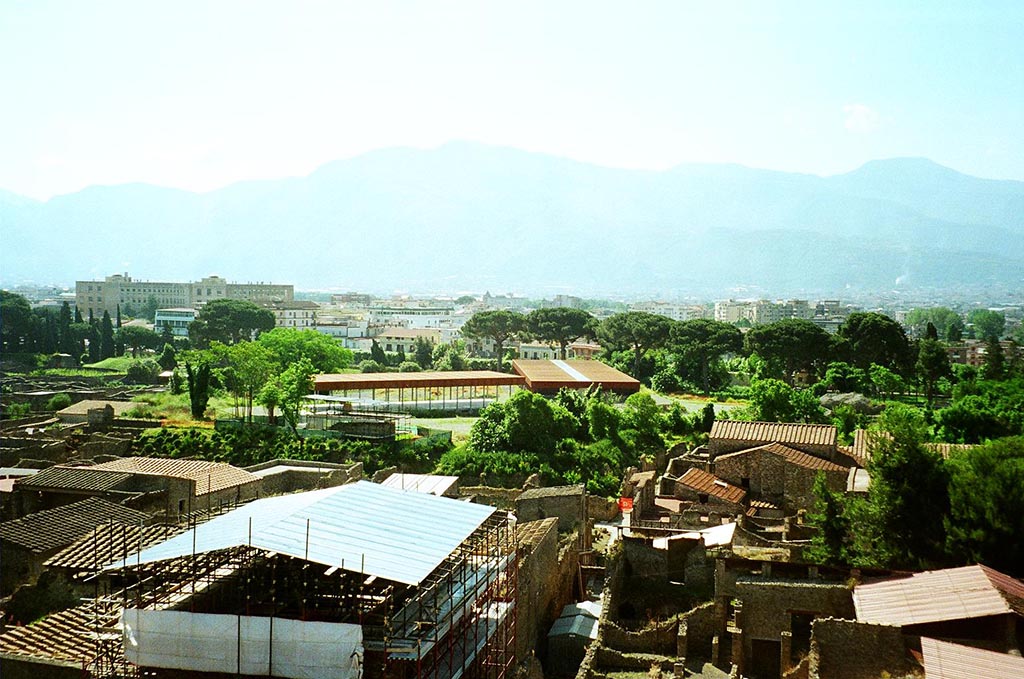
76 273 293 318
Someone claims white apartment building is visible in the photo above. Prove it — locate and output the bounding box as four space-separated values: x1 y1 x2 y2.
367 303 456 329
153 308 197 337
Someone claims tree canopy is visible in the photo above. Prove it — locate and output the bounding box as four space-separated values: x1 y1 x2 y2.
668 319 742 395
597 311 672 379
967 309 1006 340
743 318 832 383
526 307 596 360
836 312 911 373
460 310 526 372
188 299 275 348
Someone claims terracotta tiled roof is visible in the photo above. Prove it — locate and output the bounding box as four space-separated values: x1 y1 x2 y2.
678 468 746 504
921 637 1024 679
710 420 837 448
719 442 850 472
850 429 978 463
0 598 123 665
14 465 132 492
91 456 259 495
0 498 149 553
45 521 187 570
854 564 1024 627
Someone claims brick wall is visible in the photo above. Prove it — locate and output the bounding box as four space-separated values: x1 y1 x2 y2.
515 518 560 663
714 449 846 514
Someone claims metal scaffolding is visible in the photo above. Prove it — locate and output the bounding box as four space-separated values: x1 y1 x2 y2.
98 507 518 679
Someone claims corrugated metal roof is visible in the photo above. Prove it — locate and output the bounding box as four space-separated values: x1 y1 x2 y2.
0 498 149 553
710 420 837 447
548 614 599 640
15 465 132 492
678 468 747 504
854 564 1024 627
104 481 496 586
380 473 459 496
921 637 1024 679
92 457 259 495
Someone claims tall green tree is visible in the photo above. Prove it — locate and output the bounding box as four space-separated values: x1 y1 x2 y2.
945 437 1024 576
99 311 116 359
905 307 962 339
274 357 316 435
744 318 832 384
806 472 853 566
185 359 212 420
57 301 75 355
836 312 911 373
596 311 672 379
114 305 125 356
525 307 596 360
0 291 34 353
460 310 526 372
967 309 1006 340
116 325 161 357
916 338 952 407
157 343 177 371
226 341 277 422
413 337 435 370
370 339 387 366
188 299 275 348
668 319 743 395
747 378 826 423
256 328 352 373
981 337 1005 381
862 405 950 569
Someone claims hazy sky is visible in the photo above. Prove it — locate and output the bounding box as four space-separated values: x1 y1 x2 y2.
2 1 1021 200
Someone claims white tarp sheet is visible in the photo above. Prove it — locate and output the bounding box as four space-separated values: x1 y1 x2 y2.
121 609 363 679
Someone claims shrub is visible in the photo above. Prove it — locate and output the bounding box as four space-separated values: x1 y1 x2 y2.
46 393 72 411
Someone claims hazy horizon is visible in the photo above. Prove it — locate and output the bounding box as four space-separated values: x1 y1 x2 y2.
2 2 1021 200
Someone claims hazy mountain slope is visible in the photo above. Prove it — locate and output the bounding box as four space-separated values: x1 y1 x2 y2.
2 142 1022 294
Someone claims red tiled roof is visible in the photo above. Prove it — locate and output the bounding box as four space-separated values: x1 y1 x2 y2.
678 468 746 504
719 442 850 472
91 457 258 495
850 429 978 463
854 564 1024 627
921 637 1024 679
710 420 837 447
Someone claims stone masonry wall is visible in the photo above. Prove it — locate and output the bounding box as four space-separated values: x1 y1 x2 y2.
809 618 913 679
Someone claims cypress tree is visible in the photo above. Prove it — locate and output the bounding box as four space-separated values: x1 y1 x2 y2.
100 311 116 359
114 305 125 356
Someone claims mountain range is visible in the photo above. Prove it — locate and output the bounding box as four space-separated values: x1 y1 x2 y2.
2 142 1022 297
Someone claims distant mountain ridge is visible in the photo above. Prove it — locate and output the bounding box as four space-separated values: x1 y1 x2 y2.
2 142 1022 296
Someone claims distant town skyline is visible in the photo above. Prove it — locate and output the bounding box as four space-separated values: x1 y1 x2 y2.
1 1 1021 200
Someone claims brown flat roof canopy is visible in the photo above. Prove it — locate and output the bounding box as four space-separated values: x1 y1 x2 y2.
511 359 640 394
314 370 525 392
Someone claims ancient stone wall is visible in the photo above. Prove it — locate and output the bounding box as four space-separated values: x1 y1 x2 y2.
809 618 912 679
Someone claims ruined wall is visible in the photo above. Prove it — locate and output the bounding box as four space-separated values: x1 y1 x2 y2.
602 617 678 655
710 438 834 460
252 461 362 496
714 450 846 514
735 580 854 641
515 518 560 663
516 489 585 533
678 601 717 660
586 495 618 522
809 618 912 679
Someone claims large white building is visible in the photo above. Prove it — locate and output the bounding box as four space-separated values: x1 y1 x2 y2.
76 273 293 318
367 303 456 329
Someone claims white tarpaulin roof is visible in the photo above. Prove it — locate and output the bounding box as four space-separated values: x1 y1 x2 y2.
105 481 495 585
